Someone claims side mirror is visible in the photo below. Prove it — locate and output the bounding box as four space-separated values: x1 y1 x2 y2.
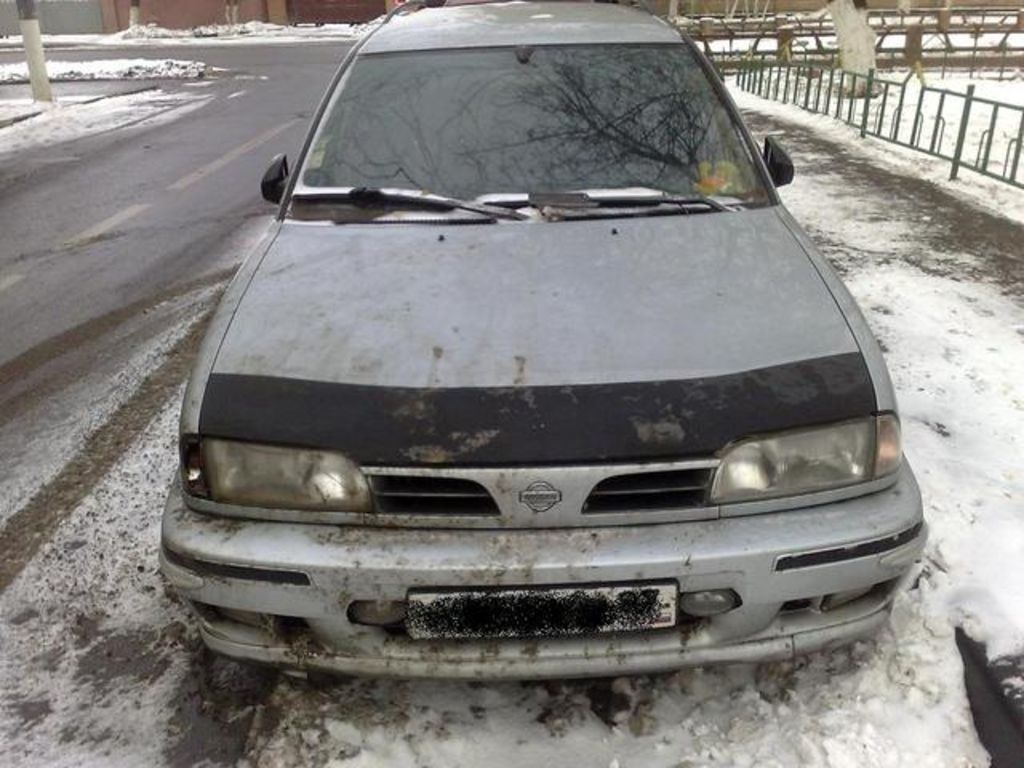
762 137 794 187
261 154 289 204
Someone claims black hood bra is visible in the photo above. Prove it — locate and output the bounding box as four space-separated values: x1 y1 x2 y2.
199 353 875 465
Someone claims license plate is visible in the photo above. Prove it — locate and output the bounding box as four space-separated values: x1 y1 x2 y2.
405 583 677 640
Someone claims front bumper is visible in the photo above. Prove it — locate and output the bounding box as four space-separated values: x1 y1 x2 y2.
160 465 926 679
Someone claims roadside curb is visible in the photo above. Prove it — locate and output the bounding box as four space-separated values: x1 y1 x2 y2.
0 110 40 129
955 627 1024 768
0 85 157 131
0 36 361 52
71 84 159 103
0 74 197 85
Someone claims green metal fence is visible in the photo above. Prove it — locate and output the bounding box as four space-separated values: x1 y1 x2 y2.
735 62 1024 190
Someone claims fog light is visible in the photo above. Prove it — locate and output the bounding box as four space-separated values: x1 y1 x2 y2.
219 607 267 628
348 600 407 627
820 585 874 612
680 589 740 617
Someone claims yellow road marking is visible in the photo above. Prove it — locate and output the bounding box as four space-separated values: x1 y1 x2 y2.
61 120 298 251
167 119 297 192
64 203 151 247
0 274 25 294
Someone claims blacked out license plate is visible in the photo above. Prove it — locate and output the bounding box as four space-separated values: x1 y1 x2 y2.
405 583 677 640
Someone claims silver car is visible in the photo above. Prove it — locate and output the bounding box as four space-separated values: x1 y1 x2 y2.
160 0 926 679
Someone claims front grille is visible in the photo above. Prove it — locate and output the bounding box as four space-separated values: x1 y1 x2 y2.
583 468 713 513
368 474 499 516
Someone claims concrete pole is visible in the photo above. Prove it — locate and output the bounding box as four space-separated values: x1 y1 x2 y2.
15 0 51 103
129 0 140 28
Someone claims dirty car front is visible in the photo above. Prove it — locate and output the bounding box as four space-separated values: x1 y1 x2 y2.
160 1 925 679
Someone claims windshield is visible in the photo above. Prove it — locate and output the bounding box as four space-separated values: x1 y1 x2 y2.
299 44 769 204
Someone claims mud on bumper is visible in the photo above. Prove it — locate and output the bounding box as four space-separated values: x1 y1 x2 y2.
159 467 926 679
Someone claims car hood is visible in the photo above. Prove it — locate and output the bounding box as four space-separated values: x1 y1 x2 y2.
202 207 875 464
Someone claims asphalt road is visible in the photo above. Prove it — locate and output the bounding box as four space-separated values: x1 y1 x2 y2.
0 42 352 368
0 42 352 526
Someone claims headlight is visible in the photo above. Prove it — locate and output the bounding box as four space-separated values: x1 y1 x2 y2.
710 415 901 504
182 437 372 512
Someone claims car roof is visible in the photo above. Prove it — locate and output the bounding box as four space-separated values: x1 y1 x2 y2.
360 1 682 54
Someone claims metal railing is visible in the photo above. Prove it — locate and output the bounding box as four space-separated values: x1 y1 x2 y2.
735 62 1024 189
691 6 1024 79
713 47 1024 80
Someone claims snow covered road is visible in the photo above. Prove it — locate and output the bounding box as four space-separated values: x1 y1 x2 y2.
1 83 1022 768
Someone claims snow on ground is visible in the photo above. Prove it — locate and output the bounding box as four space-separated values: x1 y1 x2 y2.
919 69 1024 95
769 153 1024 661
111 19 382 44
703 28 1024 57
742 67 1024 190
0 399 197 768
0 88 210 160
851 270 1024 659
0 92 98 126
0 381 993 767
729 79 1024 225
0 58 210 84
698 16 1024 57
0 287 217 527
851 70 1022 190
239 629 984 768
732 66 1024 190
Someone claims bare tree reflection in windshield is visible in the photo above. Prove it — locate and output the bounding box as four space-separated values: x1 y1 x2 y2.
491 47 719 192
302 45 765 202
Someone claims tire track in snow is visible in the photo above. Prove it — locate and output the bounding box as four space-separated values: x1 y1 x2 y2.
0 298 221 594
0 267 233 426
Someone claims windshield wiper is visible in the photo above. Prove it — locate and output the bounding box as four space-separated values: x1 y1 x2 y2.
291 187 529 221
527 190 728 214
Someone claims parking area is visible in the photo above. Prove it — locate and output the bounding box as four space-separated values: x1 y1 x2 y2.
2 55 1020 762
